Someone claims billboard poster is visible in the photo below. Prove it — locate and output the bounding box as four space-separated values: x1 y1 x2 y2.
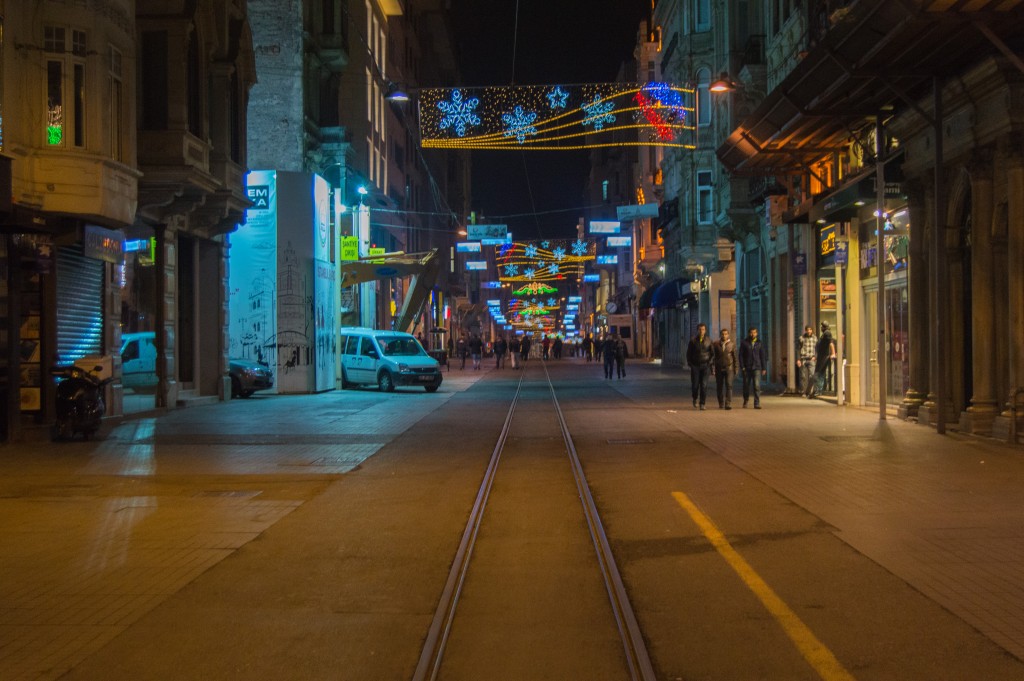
589 221 621 234
467 224 508 240
819 277 837 310
276 172 317 393
314 258 336 392
230 170 279 384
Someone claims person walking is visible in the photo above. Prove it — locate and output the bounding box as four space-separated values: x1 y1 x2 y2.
602 334 617 379
468 333 483 371
583 335 594 362
739 327 768 409
686 323 714 410
811 321 837 398
796 325 818 397
712 328 738 409
494 335 508 369
509 335 521 369
553 336 563 359
456 334 468 370
520 335 531 365
541 335 551 360
613 334 627 379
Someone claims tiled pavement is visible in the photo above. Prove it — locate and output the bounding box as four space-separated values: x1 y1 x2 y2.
1 361 1023 679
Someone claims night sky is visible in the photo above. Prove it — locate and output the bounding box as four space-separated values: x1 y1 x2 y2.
447 0 650 241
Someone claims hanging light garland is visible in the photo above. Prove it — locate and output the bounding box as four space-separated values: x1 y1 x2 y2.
496 239 595 282
419 82 695 150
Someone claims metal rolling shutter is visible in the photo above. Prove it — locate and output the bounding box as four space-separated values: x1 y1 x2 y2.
56 246 104 364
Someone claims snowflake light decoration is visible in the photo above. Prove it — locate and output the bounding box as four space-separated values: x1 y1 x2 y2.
549 264 559 275
437 89 481 138
571 239 588 256
502 105 538 144
546 298 558 307
505 264 519 276
581 95 616 131
524 267 536 279
552 246 566 261
541 241 551 249
546 86 569 109
524 243 539 258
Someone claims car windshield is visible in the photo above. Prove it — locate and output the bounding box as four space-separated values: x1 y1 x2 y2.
379 337 427 357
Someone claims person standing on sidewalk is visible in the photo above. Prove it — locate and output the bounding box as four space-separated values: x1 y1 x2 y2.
509 335 521 369
739 327 768 409
603 334 617 379
613 334 627 379
811 322 837 397
796 325 818 397
712 328 738 409
468 333 483 370
686 323 714 410
456 334 468 370
494 335 508 369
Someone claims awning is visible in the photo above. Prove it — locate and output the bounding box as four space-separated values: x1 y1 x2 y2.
716 0 1024 177
637 282 660 310
651 278 694 309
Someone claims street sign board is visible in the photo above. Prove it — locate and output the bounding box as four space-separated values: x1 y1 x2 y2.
616 203 659 220
467 224 508 240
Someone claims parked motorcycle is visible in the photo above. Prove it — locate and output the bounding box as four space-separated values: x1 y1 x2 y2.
51 364 111 440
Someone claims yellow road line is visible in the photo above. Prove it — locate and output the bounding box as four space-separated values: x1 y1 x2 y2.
672 491 856 681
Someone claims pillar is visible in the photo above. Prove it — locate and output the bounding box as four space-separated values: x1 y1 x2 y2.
964 155 999 435
1003 149 1024 432
900 180 929 418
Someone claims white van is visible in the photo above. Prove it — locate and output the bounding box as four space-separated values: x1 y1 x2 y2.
120 331 158 391
339 327 443 393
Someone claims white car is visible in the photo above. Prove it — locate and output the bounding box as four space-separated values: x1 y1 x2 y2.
339 328 443 393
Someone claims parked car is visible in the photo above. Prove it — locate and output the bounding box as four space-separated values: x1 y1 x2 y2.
120 331 158 392
339 327 443 392
229 358 274 398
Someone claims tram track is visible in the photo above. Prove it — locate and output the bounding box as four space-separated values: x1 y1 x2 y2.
412 362 656 681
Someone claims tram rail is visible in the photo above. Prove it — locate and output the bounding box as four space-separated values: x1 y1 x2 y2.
411 362 656 681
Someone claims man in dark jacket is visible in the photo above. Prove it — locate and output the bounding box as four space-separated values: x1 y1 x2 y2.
686 323 714 409
738 327 768 409
712 328 738 410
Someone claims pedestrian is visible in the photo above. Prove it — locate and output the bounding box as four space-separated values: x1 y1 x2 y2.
583 335 594 362
738 327 768 409
468 333 483 370
712 327 737 409
456 334 468 370
542 335 551 360
613 335 627 379
553 336 563 359
811 321 837 398
494 335 507 369
796 325 818 397
509 335 521 369
520 335 531 364
686 323 714 409
603 334 617 379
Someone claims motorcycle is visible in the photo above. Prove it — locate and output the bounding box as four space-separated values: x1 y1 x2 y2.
51 364 111 440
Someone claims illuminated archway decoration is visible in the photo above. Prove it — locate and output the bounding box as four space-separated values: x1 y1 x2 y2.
497 239 595 282
512 282 558 296
419 82 695 150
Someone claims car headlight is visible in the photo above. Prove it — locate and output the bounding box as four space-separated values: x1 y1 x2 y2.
397 363 411 372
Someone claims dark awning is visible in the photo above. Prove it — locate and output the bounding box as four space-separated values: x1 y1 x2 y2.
637 282 660 310
716 0 1024 177
651 278 694 309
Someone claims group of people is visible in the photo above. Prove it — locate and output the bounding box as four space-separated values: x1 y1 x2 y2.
687 324 767 410
686 320 837 410
600 333 628 379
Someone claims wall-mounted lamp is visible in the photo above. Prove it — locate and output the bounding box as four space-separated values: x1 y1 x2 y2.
357 185 368 207
385 82 410 103
709 72 738 93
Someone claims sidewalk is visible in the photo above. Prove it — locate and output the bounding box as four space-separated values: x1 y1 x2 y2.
623 363 1024 662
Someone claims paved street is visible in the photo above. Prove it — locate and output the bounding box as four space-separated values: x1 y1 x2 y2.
1 359 1023 680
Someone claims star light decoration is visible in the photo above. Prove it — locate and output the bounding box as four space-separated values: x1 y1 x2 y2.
419 82 695 151
497 239 596 282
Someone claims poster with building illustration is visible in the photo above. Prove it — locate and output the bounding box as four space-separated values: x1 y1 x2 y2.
229 169 279 388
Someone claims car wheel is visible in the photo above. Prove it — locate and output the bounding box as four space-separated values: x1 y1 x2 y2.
378 371 395 393
341 369 352 389
239 389 254 398
425 384 439 393
231 376 241 398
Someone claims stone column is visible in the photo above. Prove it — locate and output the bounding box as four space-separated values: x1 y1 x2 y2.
900 179 929 418
1004 150 1024 432
965 155 999 435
